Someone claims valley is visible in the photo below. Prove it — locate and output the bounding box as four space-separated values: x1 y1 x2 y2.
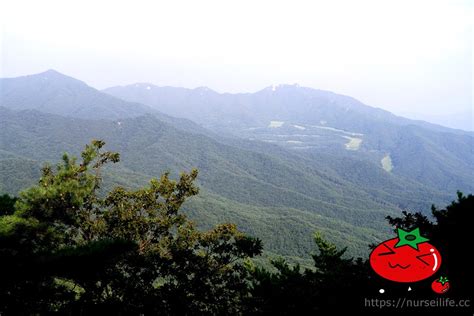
1 70 472 261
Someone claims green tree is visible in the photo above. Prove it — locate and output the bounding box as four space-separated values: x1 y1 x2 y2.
248 233 371 315
0 140 262 314
0 194 17 215
386 192 473 299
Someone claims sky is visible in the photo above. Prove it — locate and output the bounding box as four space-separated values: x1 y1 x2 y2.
1 0 472 130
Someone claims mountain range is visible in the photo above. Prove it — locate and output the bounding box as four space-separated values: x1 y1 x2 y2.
104 82 473 194
1 70 472 261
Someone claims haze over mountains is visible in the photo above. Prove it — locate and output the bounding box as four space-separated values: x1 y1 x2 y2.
105 81 473 194
1 70 472 260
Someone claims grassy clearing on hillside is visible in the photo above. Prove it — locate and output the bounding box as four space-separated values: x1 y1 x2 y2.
342 136 363 150
268 121 284 128
381 154 393 172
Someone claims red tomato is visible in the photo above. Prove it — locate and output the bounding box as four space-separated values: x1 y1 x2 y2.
370 236 441 283
431 277 450 294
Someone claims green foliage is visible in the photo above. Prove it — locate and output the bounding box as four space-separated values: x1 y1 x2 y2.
0 194 17 215
0 157 40 194
386 192 474 299
2 106 447 259
311 232 351 273
247 193 473 314
1 70 472 262
0 140 262 314
105 81 474 194
248 232 371 314
0 140 471 314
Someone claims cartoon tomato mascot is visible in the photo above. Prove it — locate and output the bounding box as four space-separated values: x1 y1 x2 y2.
431 276 450 294
370 228 441 283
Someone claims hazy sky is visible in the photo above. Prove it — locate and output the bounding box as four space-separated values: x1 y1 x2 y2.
1 0 472 129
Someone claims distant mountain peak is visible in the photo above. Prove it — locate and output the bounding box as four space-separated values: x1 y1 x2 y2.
17 69 90 88
36 69 74 80
42 69 62 75
194 86 216 93
0 70 157 120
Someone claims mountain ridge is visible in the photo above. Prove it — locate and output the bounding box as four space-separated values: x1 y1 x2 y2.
1 70 471 260
1 105 414 258
103 80 474 194
105 81 472 135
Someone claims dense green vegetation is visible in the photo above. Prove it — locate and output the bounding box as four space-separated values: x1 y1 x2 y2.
0 194 17 215
105 82 474 194
0 141 262 314
248 192 473 315
1 70 472 262
1 107 452 259
0 142 471 314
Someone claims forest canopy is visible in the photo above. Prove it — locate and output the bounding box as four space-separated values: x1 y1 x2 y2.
0 140 471 315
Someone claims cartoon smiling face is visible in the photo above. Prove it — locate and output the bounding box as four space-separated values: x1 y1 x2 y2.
370 228 441 283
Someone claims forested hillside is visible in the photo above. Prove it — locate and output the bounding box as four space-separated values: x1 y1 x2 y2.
0 71 471 260
0 141 471 314
105 83 474 194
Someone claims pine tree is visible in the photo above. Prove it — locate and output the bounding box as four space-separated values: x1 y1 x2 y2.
0 140 262 314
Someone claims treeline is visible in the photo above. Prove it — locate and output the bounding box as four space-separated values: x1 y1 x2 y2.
0 141 472 315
